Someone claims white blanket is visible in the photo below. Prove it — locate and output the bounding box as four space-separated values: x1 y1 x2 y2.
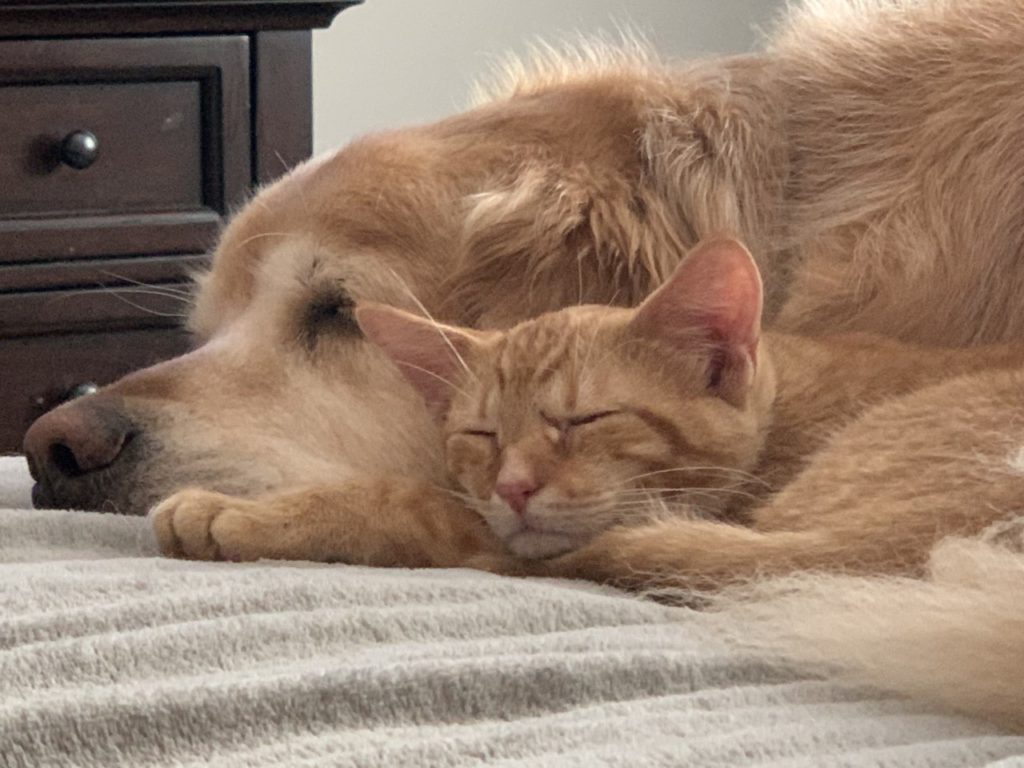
2 456 1022 767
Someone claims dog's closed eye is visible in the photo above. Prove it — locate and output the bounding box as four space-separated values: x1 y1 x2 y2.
301 289 359 348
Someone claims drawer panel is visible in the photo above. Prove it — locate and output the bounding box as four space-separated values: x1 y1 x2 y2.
0 35 250 265
0 210 219 263
0 328 192 452
0 81 203 216
0 284 189 338
0 253 207 293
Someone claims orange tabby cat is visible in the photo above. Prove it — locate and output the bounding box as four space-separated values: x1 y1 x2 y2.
358 237 1024 575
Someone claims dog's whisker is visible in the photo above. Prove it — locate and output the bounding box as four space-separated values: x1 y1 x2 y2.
234 231 297 250
98 271 195 298
72 289 189 319
107 287 194 302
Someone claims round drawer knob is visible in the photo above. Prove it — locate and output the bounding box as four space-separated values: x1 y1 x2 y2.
66 382 99 401
59 130 99 170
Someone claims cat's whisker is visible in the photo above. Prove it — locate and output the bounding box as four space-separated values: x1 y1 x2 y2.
384 265 479 384
614 487 761 499
58 282 194 303
576 249 585 307
395 361 471 400
443 489 491 507
611 493 721 509
613 466 772 489
441 489 503 517
598 499 696 512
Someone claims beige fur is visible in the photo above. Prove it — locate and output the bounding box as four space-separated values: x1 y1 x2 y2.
28 0 1024 514
709 525 1024 731
529 367 1024 588
19 0 1024 730
358 240 1024 566
771 0 1024 344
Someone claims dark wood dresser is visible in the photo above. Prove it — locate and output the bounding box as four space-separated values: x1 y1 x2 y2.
0 0 360 451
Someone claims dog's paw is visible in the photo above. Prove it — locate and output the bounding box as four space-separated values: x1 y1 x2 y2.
150 488 266 561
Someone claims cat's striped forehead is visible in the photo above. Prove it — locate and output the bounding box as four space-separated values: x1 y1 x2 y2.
461 306 627 424
495 308 618 387
455 302 714 430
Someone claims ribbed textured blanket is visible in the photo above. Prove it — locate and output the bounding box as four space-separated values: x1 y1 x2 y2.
1 456 1022 767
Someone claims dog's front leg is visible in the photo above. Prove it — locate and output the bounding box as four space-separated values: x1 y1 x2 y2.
150 479 506 567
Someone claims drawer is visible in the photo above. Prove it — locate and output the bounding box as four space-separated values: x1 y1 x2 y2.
0 252 206 335
0 281 193 338
0 253 207 294
0 36 251 264
0 81 203 217
0 328 192 452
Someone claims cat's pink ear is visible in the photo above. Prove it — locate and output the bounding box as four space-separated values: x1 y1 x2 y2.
630 237 764 405
356 304 480 414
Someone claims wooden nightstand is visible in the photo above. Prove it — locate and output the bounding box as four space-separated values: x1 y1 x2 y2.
0 0 361 451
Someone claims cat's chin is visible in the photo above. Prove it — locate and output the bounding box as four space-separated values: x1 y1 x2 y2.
505 530 580 559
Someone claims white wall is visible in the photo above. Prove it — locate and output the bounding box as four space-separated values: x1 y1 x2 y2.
312 0 784 154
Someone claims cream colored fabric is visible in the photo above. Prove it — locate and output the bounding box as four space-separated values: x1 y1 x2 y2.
1 457 1022 767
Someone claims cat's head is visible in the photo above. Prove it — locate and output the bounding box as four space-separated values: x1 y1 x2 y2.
358 237 777 558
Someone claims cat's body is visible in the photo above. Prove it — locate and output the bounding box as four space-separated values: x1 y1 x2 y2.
546 367 1024 590
755 332 1024 494
353 240 1024 584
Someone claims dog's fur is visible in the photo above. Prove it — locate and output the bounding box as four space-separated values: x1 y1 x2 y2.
23 0 1024 729
33 0 1024 513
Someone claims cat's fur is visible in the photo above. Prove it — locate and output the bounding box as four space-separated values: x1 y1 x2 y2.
358 239 1024 575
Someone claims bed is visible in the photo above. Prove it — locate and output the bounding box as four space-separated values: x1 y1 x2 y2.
2 455 1022 767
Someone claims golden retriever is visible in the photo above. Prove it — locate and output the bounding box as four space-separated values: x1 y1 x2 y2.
19 0 1024 728
23 0 1024 540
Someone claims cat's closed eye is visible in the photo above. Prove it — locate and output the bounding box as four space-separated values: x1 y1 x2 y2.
543 410 620 430
568 410 620 427
460 429 497 439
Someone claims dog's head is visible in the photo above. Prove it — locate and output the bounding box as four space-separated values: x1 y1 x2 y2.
23 51 781 514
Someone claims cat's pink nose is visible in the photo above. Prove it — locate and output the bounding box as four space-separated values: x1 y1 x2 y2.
496 451 541 516
495 478 539 516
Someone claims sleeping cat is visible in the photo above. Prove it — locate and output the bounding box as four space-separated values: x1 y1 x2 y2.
358 237 1024 565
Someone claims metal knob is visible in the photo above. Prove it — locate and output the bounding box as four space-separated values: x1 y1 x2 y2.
30 382 99 419
66 382 99 401
59 130 99 170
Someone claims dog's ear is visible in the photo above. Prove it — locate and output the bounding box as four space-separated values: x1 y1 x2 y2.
446 119 773 327
629 237 764 407
356 304 481 414
639 72 783 269
446 163 685 325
